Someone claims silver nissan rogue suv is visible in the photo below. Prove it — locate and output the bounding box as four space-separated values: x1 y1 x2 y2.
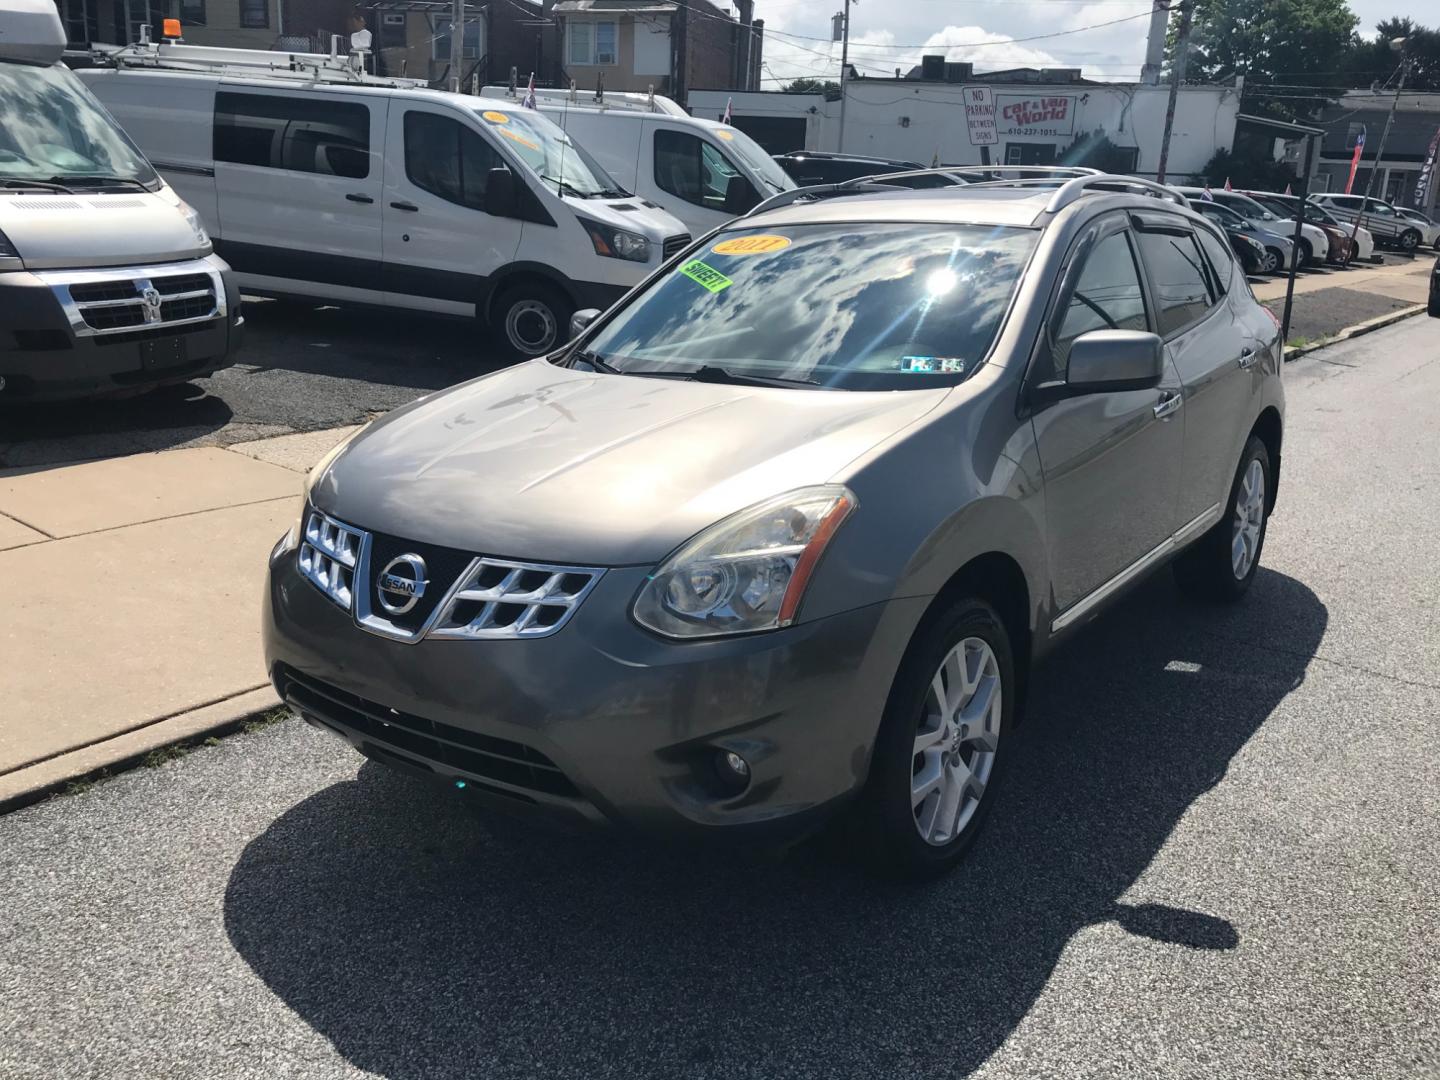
264 171 1285 876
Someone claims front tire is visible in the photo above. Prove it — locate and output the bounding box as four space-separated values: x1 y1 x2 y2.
850 598 1015 878
1174 435 1272 602
1299 238 1313 265
490 282 572 360
1262 247 1281 274
1399 228 1421 252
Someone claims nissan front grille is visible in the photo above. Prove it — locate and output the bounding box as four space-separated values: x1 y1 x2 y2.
297 508 604 644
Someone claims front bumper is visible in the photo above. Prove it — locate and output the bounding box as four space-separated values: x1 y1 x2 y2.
0 254 242 402
263 532 926 839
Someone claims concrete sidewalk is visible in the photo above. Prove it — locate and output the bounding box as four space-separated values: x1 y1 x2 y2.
0 426 356 808
1253 254 1433 345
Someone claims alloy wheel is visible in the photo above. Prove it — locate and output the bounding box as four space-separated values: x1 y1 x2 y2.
505 298 559 355
1231 458 1265 579
911 637 1002 846
1262 248 1280 273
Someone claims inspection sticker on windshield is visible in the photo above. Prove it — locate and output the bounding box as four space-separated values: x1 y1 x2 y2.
712 234 791 256
716 129 735 141
901 355 965 374
680 259 733 293
481 110 510 123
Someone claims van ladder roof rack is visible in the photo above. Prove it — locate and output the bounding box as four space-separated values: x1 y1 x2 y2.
91 39 426 88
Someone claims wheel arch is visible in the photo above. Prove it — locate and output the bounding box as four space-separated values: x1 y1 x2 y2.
1251 406 1283 511
480 262 579 325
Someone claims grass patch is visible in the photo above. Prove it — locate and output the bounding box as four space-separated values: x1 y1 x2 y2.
241 706 290 735
60 771 110 797
142 744 191 768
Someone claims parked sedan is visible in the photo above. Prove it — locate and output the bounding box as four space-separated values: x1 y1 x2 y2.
1396 207 1440 250
1190 199 1296 273
1243 191 1355 266
1175 187 1329 265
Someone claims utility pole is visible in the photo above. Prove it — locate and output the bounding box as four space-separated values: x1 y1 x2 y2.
1155 0 1190 185
673 0 688 104
448 0 464 92
1350 39 1409 249
836 0 851 152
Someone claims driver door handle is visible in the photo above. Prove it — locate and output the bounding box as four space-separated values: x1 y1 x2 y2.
345 192 374 204
1153 392 1184 420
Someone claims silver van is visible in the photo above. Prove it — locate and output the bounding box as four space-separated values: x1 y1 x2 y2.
264 173 1285 876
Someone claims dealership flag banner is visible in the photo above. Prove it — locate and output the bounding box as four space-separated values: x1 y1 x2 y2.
522 72 536 109
1345 127 1366 194
1414 125 1440 209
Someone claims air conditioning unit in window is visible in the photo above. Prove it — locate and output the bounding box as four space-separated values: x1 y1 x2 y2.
596 50 615 64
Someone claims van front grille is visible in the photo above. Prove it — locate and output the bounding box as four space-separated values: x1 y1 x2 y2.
37 260 226 339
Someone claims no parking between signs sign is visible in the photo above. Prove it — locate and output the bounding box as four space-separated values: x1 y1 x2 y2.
964 86 998 146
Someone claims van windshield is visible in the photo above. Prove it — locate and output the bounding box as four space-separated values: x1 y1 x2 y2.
714 127 794 193
0 63 157 188
472 105 625 197
579 223 1038 391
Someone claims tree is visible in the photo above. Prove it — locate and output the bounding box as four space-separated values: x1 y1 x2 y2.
1059 128 1137 173
782 78 841 95
1344 19 1440 92
1167 0 1358 120
1193 146 1297 189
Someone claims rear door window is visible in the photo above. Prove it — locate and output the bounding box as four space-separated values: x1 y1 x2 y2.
215 91 370 178
1134 227 1215 336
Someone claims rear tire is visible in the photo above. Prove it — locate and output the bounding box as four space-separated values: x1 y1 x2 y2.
490 281 572 360
1399 228 1421 252
848 597 1015 879
1174 435 1272 602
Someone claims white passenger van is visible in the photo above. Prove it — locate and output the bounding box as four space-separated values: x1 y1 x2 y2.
0 0 240 401
481 85 795 237
80 42 689 357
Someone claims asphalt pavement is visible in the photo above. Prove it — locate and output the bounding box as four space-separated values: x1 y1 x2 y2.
1 319 1437 1079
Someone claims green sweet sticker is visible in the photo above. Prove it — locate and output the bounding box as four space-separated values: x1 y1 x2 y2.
679 259 733 294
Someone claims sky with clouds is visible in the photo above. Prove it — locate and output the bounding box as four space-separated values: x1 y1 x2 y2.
733 0 1408 87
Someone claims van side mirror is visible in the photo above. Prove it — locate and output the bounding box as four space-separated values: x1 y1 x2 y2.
723 174 760 215
1066 330 1164 394
570 308 601 339
485 168 517 217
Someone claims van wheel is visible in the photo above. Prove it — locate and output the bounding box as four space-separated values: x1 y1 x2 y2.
490 282 572 360
1174 435 1272 602
849 597 1014 878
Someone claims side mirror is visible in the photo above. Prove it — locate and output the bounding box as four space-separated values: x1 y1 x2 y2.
570 308 601 339
484 167 517 217
723 174 759 215
1066 329 1164 394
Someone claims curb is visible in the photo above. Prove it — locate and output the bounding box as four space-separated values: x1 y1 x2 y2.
1284 303 1427 361
0 686 283 816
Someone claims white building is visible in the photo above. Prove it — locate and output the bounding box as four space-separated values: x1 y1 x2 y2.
691 66 1241 181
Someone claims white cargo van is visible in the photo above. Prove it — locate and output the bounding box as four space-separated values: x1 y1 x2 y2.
81 43 690 357
482 86 794 237
0 0 240 401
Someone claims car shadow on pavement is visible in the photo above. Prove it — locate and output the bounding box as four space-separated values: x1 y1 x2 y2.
223 568 1326 1079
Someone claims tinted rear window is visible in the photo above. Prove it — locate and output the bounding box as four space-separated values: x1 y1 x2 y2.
583 222 1039 390
215 92 370 178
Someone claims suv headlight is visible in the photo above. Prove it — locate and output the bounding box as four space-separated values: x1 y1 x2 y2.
178 199 210 248
578 217 651 262
633 486 856 639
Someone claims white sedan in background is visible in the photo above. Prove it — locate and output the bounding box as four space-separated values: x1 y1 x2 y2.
1396 207 1440 250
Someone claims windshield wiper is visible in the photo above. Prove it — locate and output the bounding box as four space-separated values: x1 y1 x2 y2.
49 175 151 191
573 354 824 389
2 178 75 193
570 349 621 374
540 175 591 198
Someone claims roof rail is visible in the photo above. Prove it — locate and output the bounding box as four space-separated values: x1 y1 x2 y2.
745 180 897 217
1045 174 1189 212
838 165 1101 189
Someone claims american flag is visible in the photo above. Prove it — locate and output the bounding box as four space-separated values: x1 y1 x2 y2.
1202 185 1214 200
522 72 537 109
1224 177 1232 191
722 97 732 125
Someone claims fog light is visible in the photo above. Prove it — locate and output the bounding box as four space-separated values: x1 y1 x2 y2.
713 749 750 794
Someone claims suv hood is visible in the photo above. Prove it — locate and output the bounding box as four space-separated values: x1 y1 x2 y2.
313 360 945 566
0 190 208 269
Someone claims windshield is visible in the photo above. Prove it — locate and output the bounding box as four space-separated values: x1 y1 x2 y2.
713 126 794 193
1223 193 1279 221
472 105 624 197
580 223 1038 391
0 63 157 187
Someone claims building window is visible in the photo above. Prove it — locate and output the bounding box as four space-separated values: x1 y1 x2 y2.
179 0 206 27
433 17 481 60
568 20 616 65
238 0 267 28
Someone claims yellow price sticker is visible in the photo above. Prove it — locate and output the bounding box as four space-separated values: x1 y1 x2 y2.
711 234 792 256
715 129 735 141
481 110 510 124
